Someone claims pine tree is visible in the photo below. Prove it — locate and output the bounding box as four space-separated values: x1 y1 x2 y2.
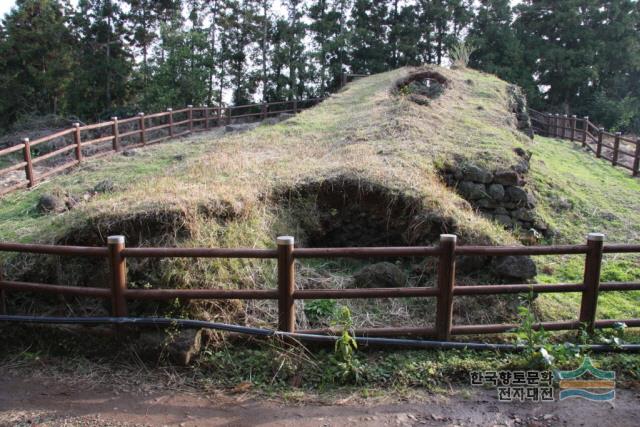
70 0 132 118
348 0 388 73
468 0 529 91
0 0 76 127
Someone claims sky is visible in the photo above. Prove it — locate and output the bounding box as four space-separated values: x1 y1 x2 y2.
0 0 523 21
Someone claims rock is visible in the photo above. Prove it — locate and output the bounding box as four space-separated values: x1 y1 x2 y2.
487 183 505 201
122 150 136 157
457 255 489 273
493 168 520 186
458 181 487 200
476 198 496 209
174 154 186 161
514 147 531 159
505 186 528 204
463 164 493 183
136 329 203 366
526 192 537 208
513 208 535 222
494 214 513 227
352 262 407 288
93 179 115 193
513 159 530 174
37 194 66 213
494 207 508 215
491 256 537 280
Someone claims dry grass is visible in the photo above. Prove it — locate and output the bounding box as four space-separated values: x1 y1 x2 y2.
0 66 543 328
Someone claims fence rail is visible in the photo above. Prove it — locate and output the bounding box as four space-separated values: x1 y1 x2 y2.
1 233 639 339
0 98 326 197
529 110 640 177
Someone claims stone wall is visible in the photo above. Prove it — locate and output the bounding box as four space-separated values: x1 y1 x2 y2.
441 149 549 237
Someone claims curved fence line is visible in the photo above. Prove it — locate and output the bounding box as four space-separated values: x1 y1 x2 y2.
529 110 640 177
0 98 326 197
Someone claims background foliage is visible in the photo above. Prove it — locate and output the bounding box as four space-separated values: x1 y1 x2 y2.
0 0 638 133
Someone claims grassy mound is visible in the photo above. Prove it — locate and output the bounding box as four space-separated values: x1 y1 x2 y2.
0 66 638 328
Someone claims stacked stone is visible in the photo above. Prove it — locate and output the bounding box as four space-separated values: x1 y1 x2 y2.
443 163 546 234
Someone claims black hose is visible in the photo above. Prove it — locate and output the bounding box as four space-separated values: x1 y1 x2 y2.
1 315 639 353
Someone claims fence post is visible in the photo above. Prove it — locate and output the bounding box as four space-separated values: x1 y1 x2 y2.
217 104 222 126
612 132 621 166
205 106 210 130
581 116 589 147
167 108 174 137
226 107 232 125
562 114 568 138
138 113 146 146
111 117 120 152
570 115 576 141
554 114 560 137
277 236 295 333
73 123 82 162
0 268 6 315
261 103 267 119
22 138 34 188
579 233 604 334
293 99 298 114
633 138 640 177
108 235 128 317
187 105 194 133
596 128 604 158
435 234 456 340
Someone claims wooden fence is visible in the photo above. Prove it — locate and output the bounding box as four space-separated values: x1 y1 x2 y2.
529 110 640 177
0 98 325 197
1 233 639 339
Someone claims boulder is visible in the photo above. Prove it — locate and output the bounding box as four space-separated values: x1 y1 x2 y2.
493 168 520 186
494 214 513 227
37 194 66 214
457 255 489 274
476 198 496 209
458 181 487 200
463 164 493 183
513 208 535 222
491 256 537 280
505 186 528 204
136 329 203 366
487 183 505 201
352 262 407 288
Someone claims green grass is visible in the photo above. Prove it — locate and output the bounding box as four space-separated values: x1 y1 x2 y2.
529 136 640 321
0 65 638 335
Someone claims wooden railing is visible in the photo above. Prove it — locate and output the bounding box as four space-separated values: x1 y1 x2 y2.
0 98 326 197
1 233 639 339
529 110 640 177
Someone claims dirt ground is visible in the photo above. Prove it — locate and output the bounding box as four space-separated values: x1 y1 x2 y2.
1 373 638 427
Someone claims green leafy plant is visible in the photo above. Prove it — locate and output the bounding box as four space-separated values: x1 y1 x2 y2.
512 292 552 366
449 41 476 68
304 299 337 323
327 305 364 383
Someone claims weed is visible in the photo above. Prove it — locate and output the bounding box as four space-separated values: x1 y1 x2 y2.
304 299 338 323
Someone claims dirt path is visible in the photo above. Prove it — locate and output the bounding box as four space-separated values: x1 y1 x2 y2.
1 374 638 426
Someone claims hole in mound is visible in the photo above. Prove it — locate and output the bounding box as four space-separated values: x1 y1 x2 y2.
396 71 448 105
278 177 456 247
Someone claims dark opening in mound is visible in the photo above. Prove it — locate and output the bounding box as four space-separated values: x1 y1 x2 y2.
279 178 456 247
396 71 448 105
